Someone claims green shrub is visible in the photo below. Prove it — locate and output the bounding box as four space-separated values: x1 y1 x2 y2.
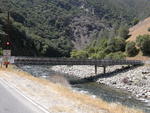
71 50 88 59
89 53 99 59
136 35 150 55
87 47 97 55
117 26 129 39
97 51 106 59
125 42 138 57
105 52 126 60
106 38 126 53
89 51 106 59
132 18 139 25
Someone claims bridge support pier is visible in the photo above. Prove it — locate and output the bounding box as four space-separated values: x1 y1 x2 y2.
95 65 97 75
95 65 106 75
103 66 106 74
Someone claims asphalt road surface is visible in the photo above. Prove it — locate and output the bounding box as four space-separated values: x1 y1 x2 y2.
0 80 47 113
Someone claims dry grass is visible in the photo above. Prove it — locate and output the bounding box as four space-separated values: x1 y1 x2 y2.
126 17 150 60
126 56 150 61
127 17 150 42
47 74 71 87
0 65 145 113
50 106 75 113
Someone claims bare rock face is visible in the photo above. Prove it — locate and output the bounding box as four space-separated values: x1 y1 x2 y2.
69 15 106 49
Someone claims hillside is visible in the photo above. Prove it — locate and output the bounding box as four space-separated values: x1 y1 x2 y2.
127 17 150 42
0 0 150 57
126 17 150 60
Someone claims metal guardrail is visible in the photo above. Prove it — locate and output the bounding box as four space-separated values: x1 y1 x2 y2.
13 57 144 66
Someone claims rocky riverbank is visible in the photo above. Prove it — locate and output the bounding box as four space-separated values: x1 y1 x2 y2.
51 65 124 78
51 65 150 104
98 66 150 100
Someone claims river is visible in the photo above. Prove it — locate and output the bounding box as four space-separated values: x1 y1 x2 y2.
18 65 150 113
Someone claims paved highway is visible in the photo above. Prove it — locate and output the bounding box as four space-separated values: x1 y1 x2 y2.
0 80 47 113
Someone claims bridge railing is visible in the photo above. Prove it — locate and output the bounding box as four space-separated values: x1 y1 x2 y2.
13 57 144 66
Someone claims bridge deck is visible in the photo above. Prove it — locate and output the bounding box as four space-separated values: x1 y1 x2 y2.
14 57 143 66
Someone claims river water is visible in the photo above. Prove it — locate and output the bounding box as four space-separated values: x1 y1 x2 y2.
19 65 150 113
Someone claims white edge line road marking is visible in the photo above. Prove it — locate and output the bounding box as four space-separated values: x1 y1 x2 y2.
0 72 51 113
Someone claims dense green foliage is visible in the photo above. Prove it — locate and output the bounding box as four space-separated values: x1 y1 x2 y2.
132 18 140 26
0 13 73 56
71 50 88 59
71 38 126 60
86 0 150 24
0 0 150 57
126 42 138 57
117 26 129 39
136 35 150 55
0 0 77 56
106 38 126 53
105 52 126 60
86 38 108 59
0 23 6 55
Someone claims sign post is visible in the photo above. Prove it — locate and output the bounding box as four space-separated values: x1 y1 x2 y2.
3 50 11 68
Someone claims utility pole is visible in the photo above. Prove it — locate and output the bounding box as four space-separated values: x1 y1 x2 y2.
3 11 11 68
6 11 11 49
